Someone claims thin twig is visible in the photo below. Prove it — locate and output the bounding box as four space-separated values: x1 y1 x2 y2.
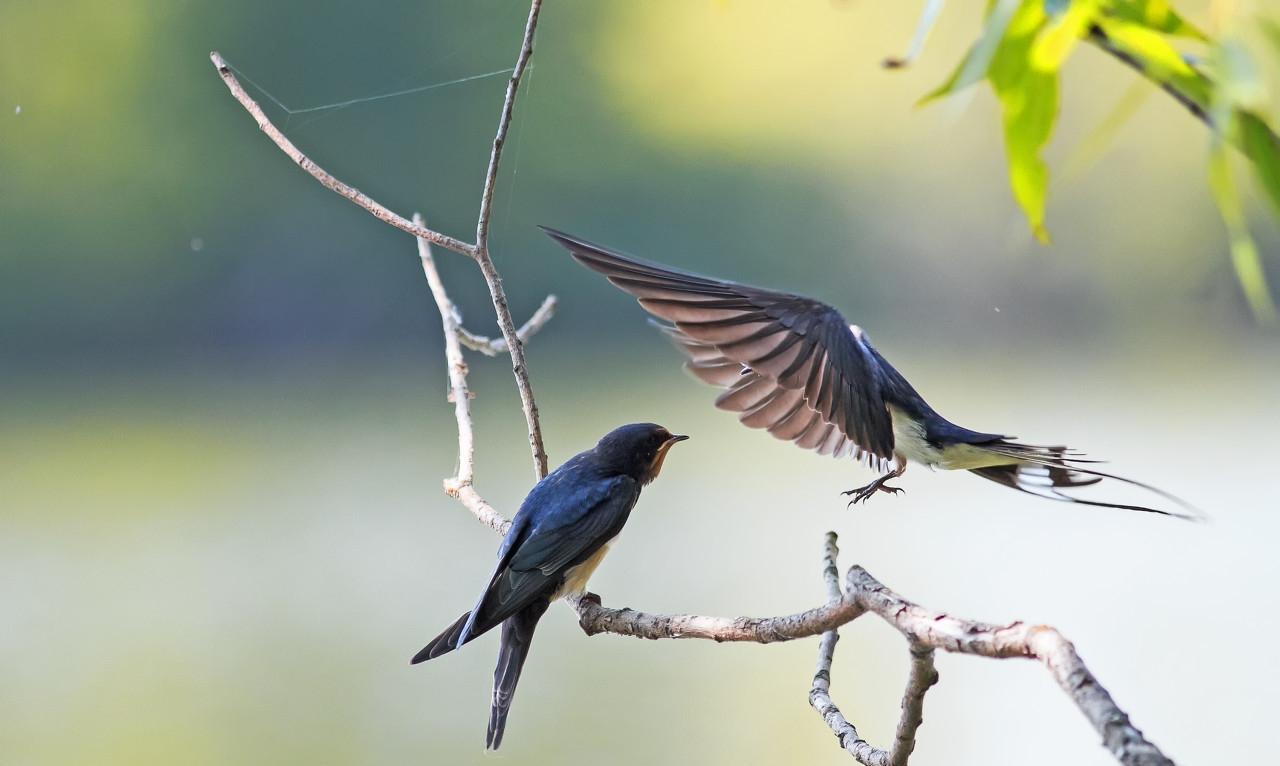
457 294 557 356
413 215 509 534
209 52 475 258
810 533 890 766
211 1 550 479
471 0 549 480
476 0 542 254
1084 26 1208 127
889 644 937 766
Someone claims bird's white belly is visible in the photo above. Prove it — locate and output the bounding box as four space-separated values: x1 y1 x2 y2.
889 407 942 467
554 536 617 599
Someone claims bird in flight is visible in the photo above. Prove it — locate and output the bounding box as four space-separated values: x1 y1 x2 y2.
543 227 1196 519
411 423 689 749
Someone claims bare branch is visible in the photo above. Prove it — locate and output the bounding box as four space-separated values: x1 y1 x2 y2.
1084 26 1208 128
208 52 475 259
470 0 549 480
476 0 542 253
413 215 512 535
211 0 550 479
807 535 939 766
563 541 1172 765
414 216 474 480
819 530 842 603
571 589 863 643
847 567 1174 766
889 644 937 766
457 294 557 356
810 534 891 766
448 483 511 536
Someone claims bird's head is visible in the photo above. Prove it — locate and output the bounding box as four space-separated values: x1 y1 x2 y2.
593 423 689 485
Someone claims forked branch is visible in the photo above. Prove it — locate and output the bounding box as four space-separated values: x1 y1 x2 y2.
458 296 557 357
468 0 548 479
210 0 549 480
209 51 474 258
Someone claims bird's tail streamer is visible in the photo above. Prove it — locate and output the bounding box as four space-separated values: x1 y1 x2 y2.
410 611 471 664
970 441 1203 520
487 599 550 750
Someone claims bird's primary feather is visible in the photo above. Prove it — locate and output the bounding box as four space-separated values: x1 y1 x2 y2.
543 226 900 469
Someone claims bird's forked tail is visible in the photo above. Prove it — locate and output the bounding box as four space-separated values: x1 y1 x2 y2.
968 441 1202 520
487 599 551 750
410 611 473 665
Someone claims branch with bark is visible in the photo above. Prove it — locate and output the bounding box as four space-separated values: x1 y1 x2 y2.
211 0 549 480
210 3 1178 763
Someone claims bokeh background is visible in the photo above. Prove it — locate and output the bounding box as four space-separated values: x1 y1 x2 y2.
3 1 1278 764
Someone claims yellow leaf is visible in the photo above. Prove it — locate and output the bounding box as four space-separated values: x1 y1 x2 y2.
1031 0 1098 72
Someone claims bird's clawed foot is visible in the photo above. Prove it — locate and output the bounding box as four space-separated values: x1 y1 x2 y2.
843 477 905 507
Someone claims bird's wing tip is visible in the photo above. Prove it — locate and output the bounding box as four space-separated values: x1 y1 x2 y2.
538 224 577 244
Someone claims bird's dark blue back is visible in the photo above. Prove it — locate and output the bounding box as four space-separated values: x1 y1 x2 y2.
501 452 641 559
457 451 641 643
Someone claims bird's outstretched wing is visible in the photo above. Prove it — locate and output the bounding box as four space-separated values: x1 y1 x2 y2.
543 227 896 470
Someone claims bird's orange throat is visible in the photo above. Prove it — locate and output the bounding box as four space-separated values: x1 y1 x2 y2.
644 439 681 484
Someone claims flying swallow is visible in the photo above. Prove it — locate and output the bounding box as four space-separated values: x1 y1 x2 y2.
411 423 689 749
543 227 1196 518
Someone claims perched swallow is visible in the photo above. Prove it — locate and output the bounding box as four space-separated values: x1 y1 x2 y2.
411 423 688 749
543 227 1196 518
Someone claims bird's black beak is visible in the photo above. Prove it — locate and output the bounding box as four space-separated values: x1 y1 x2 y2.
667 434 690 443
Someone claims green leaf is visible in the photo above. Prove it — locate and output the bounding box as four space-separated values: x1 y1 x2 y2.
1208 143 1278 324
1237 111 1280 218
989 2 1058 241
1095 17 1196 78
924 1 1061 240
1092 16 1212 115
1211 35 1280 218
920 0 1020 103
1104 0 1207 41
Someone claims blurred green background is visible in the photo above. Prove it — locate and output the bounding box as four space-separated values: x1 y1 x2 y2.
2 1 1277 764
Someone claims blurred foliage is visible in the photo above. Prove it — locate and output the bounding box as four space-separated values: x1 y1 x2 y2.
1 0 1276 373
922 0 1280 322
